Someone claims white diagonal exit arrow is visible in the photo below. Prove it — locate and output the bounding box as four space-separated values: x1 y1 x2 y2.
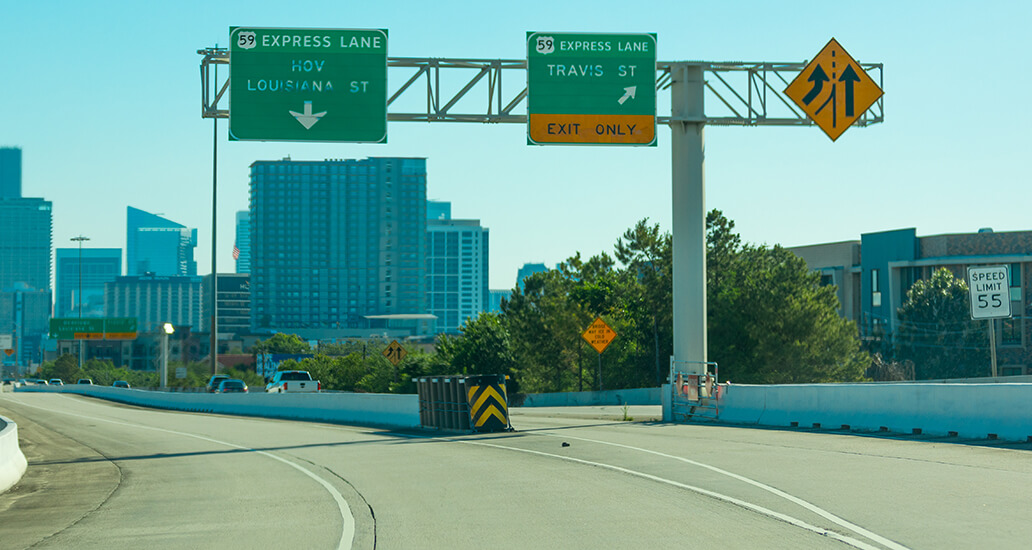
288 101 327 130
618 86 636 105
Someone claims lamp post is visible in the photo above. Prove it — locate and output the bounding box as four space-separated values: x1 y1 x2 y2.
70 235 90 370
161 323 175 390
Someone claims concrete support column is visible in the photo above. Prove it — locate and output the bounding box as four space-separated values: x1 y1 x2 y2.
669 63 707 375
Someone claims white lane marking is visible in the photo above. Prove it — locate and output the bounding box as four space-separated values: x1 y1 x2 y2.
456 438 890 550
395 430 904 550
6 395 354 550
544 433 909 550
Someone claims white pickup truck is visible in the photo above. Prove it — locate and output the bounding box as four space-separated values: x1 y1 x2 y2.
265 370 321 393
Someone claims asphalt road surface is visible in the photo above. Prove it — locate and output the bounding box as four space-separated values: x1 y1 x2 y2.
2 393 1031 549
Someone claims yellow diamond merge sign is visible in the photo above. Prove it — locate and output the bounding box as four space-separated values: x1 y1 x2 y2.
382 340 407 366
785 38 883 141
582 317 617 354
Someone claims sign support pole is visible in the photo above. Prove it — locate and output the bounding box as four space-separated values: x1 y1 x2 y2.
210 54 219 377
989 320 998 378
670 64 707 378
598 351 603 392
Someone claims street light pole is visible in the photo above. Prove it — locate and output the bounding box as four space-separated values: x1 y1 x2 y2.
71 235 90 370
161 323 174 390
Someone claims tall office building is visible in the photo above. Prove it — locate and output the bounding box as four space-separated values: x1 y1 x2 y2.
488 289 512 313
0 283 51 374
55 248 122 318
202 273 250 335
516 262 549 291
105 275 203 333
426 202 490 333
0 147 21 199
234 210 251 274
126 206 197 276
0 197 52 292
427 200 451 221
249 157 427 330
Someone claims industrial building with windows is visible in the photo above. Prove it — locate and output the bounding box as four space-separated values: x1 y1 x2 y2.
790 227 1032 376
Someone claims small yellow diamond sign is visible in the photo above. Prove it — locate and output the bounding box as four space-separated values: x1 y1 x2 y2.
382 340 407 365
785 38 883 141
582 317 617 354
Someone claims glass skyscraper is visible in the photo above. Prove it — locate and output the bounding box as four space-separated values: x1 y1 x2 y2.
55 248 122 318
249 157 427 330
0 147 21 199
0 197 52 293
126 206 197 276
234 210 251 274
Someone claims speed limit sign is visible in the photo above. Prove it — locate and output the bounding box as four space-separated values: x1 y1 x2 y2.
968 265 1011 320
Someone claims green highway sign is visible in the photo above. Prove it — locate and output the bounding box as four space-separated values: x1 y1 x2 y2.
49 318 138 340
527 32 657 146
229 27 388 143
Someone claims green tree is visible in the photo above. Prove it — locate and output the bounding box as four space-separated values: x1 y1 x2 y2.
253 333 311 354
50 354 82 382
614 219 673 386
502 268 595 393
707 211 868 383
436 313 517 378
895 267 988 379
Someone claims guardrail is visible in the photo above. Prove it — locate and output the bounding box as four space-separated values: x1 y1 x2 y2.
0 415 28 494
15 385 421 430
665 382 1032 442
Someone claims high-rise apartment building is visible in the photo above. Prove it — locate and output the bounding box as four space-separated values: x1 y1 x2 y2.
0 147 21 199
234 210 251 274
55 248 122 318
126 206 197 276
249 157 427 330
426 202 489 333
105 275 203 333
0 197 52 292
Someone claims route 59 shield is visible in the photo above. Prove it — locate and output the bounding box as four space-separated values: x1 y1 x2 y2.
785 38 883 141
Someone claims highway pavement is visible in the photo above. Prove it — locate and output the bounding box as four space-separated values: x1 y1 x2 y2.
2 392 1031 549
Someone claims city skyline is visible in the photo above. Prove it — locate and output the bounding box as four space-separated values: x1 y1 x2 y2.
2 2 1030 289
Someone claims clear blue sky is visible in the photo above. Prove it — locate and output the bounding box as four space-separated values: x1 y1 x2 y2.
2 1 1030 289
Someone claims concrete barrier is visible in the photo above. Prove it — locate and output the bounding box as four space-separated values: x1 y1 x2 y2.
0 415 28 494
518 387 660 407
715 382 1032 442
15 386 421 430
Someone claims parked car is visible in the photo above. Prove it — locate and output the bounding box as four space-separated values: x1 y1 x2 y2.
215 379 248 393
76 378 94 385
265 370 320 393
49 378 64 386
112 380 130 388
207 374 231 393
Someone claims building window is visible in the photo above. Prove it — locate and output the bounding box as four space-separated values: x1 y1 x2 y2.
871 269 881 307
1001 317 1022 346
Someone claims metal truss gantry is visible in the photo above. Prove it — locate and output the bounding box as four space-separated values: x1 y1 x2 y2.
198 48 883 128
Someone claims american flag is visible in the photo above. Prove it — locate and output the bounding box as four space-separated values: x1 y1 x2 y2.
232 244 240 260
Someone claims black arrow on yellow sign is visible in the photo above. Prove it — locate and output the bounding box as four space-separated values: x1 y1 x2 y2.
466 379 510 432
